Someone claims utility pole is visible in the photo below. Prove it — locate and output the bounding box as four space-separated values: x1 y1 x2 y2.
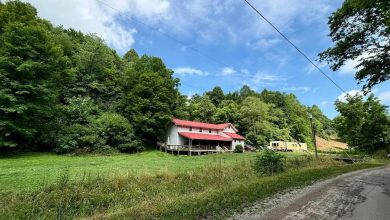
309 113 318 159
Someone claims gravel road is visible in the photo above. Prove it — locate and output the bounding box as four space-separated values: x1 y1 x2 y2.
229 165 390 220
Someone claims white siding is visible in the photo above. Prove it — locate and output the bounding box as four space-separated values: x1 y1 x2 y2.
166 125 185 145
218 131 231 138
232 140 245 151
222 126 235 133
177 126 218 135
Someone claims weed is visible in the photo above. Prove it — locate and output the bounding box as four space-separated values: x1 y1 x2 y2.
253 150 285 175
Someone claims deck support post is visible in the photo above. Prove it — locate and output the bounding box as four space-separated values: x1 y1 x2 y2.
189 139 192 156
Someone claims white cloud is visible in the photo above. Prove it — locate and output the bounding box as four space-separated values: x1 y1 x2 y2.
338 59 360 75
319 100 330 107
185 90 197 99
241 0 334 44
221 67 236 75
23 0 170 54
336 88 388 104
252 72 286 83
240 69 250 74
338 53 373 75
337 90 364 102
282 86 312 94
247 37 282 50
306 62 327 75
173 67 208 76
240 71 288 90
133 0 337 45
378 91 390 102
23 0 337 53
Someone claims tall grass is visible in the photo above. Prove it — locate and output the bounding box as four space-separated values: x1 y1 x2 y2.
0 156 382 219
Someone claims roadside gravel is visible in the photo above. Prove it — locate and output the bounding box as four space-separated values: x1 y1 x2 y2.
228 164 390 220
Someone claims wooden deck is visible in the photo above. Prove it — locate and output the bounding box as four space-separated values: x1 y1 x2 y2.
159 145 232 156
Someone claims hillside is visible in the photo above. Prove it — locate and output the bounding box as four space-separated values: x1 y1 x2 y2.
316 136 348 151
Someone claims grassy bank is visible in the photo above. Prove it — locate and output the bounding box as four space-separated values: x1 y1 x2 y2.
0 152 385 219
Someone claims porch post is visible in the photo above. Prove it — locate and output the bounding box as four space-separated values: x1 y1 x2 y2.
189 139 192 156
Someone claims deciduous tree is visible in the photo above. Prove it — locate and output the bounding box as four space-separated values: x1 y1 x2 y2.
319 0 390 91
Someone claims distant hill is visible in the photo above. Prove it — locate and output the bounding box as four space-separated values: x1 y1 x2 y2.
316 136 348 151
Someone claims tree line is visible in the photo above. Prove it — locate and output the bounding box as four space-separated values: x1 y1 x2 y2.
1 1 388 154
0 1 183 153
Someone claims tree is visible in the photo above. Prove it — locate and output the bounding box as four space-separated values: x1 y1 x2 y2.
309 105 336 139
123 49 139 65
62 35 123 110
239 97 271 148
239 85 256 99
120 54 183 143
319 0 390 91
205 86 224 107
334 94 390 153
0 1 68 148
214 100 240 124
283 95 312 145
187 95 217 123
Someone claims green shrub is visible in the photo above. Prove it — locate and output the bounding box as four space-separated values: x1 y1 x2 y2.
56 112 143 153
91 112 143 153
234 144 243 153
254 150 285 175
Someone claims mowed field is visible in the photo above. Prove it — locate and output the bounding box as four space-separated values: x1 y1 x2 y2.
0 150 274 192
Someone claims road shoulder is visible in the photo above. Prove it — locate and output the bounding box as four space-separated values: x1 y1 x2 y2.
228 164 390 220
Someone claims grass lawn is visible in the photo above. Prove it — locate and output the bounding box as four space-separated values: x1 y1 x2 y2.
0 150 271 192
0 150 386 219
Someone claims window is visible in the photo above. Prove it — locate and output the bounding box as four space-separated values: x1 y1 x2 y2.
209 129 211 133
189 127 192 131
199 128 202 132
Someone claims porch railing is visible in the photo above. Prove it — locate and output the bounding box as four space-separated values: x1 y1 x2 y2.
166 145 230 151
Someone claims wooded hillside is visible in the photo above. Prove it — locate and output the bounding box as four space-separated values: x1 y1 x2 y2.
0 1 336 153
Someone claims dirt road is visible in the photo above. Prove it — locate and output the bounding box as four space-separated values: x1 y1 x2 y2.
229 165 390 220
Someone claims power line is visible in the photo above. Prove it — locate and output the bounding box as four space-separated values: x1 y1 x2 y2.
96 0 344 95
96 0 231 68
95 0 272 85
96 0 247 90
243 0 347 94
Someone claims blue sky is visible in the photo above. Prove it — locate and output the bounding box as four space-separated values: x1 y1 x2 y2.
25 0 390 118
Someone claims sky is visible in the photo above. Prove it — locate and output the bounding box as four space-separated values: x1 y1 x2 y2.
23 0 390 118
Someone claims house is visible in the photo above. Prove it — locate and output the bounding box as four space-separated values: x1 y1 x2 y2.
162 118 245 155
268 141 308 152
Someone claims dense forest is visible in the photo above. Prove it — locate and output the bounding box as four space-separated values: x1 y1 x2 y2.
1 1 388 154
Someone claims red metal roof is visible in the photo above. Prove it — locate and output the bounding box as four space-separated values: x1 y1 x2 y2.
179 132 232 141
172 118 232 130
224 132 245 140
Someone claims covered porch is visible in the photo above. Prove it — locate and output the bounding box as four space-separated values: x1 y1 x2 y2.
162 132 233 156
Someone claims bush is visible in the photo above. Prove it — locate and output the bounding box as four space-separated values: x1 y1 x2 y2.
254 150 285 175
91 113 143 153
234 144 243 153
56 112 143 153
